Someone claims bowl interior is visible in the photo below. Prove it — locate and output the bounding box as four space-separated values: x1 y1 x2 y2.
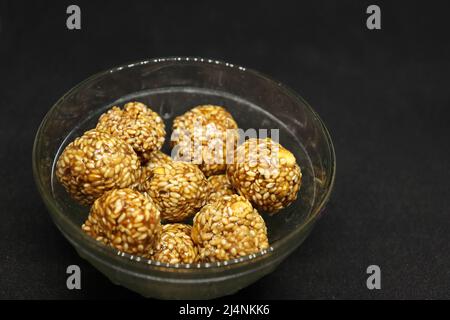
34 58 335 269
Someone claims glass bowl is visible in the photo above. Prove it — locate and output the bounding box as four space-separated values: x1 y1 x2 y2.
32 57 336 299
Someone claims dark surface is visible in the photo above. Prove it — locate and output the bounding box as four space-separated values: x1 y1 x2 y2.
0 0 449 299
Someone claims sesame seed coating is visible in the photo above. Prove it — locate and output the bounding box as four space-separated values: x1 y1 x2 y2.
171 105 239 177
227 138 302 213
142 150 173 171
140 148 173 165
192 195 269 262
56 129 141 205
96 101 166 156
207 174 235 204
143 161 209 222
136 150 173 192
82 188 161 257
152 224 198 264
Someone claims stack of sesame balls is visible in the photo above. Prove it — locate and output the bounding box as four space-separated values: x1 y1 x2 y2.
56 102 302 264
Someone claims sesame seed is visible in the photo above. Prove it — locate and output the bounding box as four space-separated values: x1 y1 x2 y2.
171 105 239 177
151 224 198 264
142 161 209 222
56 130 141 205
191 195 269 262
96 102 166 161
226 138 302 214
81 188 161 257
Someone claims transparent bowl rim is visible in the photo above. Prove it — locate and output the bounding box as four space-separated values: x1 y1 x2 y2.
32 56 336 272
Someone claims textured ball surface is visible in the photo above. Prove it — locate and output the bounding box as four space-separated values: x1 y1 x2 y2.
227 138 302 213
82 188 161 256
56 129 140 205
136 151 173 192
140 149 172 167
171 105 238 177
152 224 197 264
192 195 269 262
207 174 235 204
143 161 209 222
96 101 165 156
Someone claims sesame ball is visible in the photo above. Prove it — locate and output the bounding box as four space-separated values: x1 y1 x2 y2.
171 105 239 177
142 150 173 171
207 174 235 204
192 195 269 262
152 224 197 264
227 138 302 214
140 148 173 165
96 101 166 156
143 161 209 222
82 188 161 257
56 129 140 205
136 150 173 192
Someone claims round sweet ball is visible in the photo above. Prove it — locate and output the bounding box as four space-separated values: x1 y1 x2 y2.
136 151 173 192
140 147 173 164
227 138 302 214
82 188 161 257
141 150 173 171
96 101 166 156
192 195 269 262
207 174 235 204
56 129 141 205
144 161 209 222
171 105 239 177
152 224 197 264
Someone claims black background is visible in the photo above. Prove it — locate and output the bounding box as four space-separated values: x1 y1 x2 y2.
0 0 449 299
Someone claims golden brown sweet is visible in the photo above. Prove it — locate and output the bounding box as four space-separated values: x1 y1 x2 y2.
143 161 209 222
82 188 161 256
192 195 269 262
207 174 235 204
96 101 165 157
227 138 302 213
136 151 173 192
152 224 197 264
56 129 141 205
171 105 239 177
140 150 173 168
